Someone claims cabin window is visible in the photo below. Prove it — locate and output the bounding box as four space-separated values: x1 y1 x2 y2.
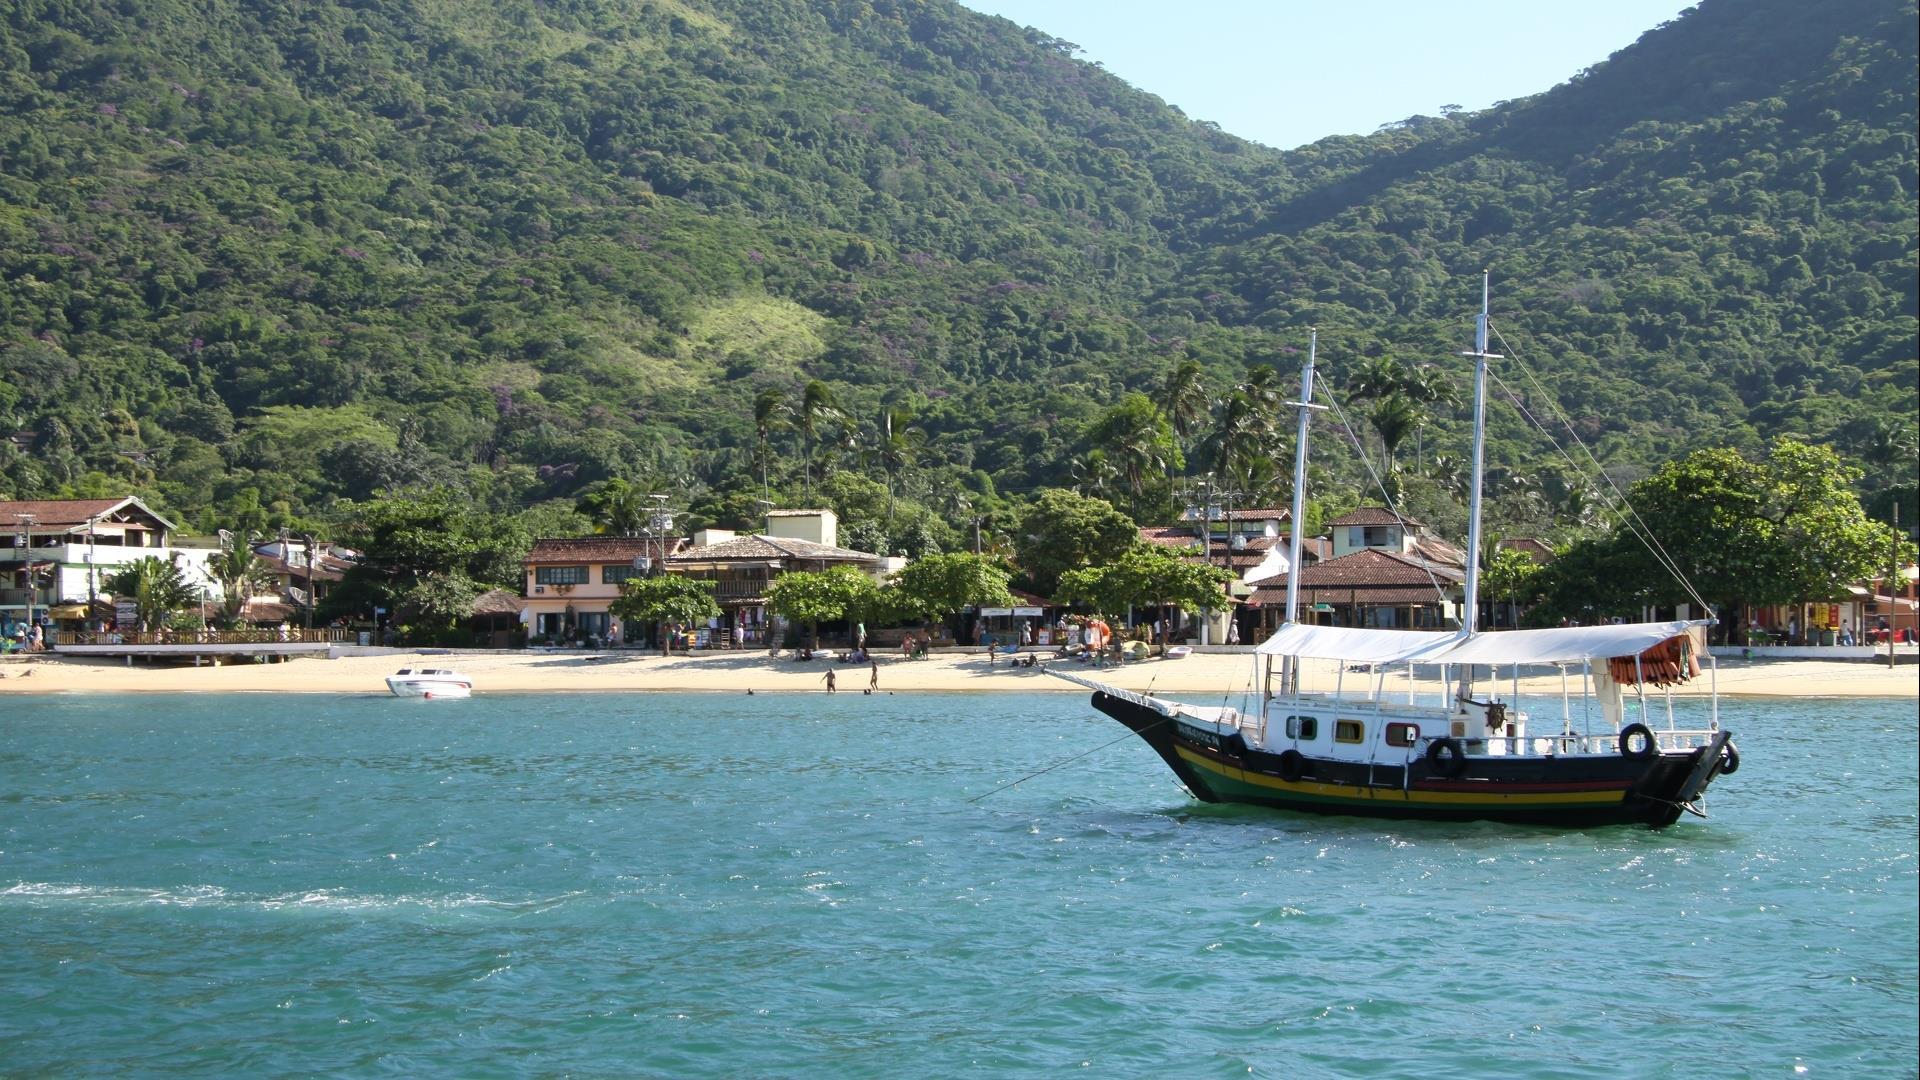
1385 722 1418 748
1334 719 1365 744
1285 715 1318 740
602 564 642 584
535 566 588 586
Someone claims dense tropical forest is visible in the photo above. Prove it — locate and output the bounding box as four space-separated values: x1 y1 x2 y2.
0 0 1913 564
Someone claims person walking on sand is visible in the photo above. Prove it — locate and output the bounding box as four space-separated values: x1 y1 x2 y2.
868 660 879 694
822 669 837 693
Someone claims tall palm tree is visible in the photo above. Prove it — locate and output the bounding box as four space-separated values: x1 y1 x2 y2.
1204 391 1268 486
1237 363 1286 416
875 405 925 524
1348 356 1411 403
1158 360 1211 445
796 380 839 502
1367 393 1422 481
753 387 789 504
1156 360 1212 505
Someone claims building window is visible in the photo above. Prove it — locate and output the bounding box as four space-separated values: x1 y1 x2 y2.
1285 715 1318 740
603 564 642 585
1334 719 1365 744
1385 722 1418 748
535 566 588 586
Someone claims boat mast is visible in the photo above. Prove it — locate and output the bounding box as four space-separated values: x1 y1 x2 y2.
1281 328 1322 695
1459 270 1500 638
1284 328 1318 627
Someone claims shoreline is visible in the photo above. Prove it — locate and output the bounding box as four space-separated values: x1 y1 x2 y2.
2 649 1914 699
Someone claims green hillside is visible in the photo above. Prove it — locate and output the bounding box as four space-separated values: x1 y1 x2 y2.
0 0 1912 551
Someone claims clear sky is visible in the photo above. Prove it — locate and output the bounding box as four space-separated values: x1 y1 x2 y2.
958 1 1697 150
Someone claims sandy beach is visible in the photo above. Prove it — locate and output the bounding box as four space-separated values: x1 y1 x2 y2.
1 646 1913 699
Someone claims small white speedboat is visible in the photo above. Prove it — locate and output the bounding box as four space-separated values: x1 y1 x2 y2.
385 668 473 699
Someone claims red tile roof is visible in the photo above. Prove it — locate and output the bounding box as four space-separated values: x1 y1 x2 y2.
0 497 174 531
1498 537 1555 563
1249 586 1456 608
525 536 687 564
1326 507 1424 528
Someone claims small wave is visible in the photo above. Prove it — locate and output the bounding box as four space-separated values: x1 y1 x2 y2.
2 881 585 916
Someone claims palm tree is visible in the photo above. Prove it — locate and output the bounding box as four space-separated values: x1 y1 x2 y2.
209 539 269 626
102 555 198 632
1348 356 1410 403
753 387 789 504
1070 451 1121 502
1204 391 1268 485
1237 363 1286 416
875 405 925 524
577 478 648 536
796 380 839 501
1367 393 1422 479
1157 360 1212 505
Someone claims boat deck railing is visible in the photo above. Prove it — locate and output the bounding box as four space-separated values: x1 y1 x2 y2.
1468 729 1722 758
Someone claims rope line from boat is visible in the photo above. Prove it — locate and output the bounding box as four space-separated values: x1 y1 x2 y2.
1488 362 1706 611
966 714 1174 804
1320 377 1456 607
1489 322 1715 615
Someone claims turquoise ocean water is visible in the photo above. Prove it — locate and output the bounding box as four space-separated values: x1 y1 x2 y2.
2 692 1914 1078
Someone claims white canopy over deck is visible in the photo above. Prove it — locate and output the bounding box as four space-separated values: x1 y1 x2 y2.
1254 619 1708 666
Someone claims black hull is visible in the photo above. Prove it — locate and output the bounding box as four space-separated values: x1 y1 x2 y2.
1092 691 1732 829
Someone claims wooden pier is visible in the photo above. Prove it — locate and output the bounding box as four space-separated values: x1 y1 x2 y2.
51 628 354 665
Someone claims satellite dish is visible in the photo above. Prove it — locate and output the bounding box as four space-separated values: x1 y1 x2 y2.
1232 535 1247 550
634 556 652 571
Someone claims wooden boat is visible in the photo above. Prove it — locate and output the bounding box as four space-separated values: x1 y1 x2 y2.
1062 276 1736 828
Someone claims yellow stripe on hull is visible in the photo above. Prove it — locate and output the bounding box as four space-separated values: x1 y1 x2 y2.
1174 746 1627 808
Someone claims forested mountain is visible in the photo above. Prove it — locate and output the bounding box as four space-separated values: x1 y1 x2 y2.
0 0 1912 554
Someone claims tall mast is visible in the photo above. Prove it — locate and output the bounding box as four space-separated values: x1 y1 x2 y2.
1459 271 1500 637
1283 328 1319 627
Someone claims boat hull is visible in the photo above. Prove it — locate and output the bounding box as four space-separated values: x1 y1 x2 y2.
1092 691 1730 829
386 679 472 699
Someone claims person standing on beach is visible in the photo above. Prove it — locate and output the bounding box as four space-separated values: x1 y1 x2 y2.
868 660 879 694
822 669 836 693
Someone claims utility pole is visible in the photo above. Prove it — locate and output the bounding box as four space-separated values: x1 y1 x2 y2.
302 531 317 632
13 512 36 639
86 513 100 624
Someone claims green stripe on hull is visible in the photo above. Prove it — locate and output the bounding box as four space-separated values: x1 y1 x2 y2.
1179 748 1628 817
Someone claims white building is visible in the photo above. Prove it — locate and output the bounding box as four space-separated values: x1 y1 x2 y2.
2 497 221 624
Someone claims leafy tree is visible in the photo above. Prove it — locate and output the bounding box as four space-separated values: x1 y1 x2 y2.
102 555 199 632
766 565 880 651
886 552 1015 628
322 491 538 624
1532 439 1907 630
397 572 485 645
1479 545 1544 628
1055 544 1233 640
611 575 723 655
1013 489 1139 598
